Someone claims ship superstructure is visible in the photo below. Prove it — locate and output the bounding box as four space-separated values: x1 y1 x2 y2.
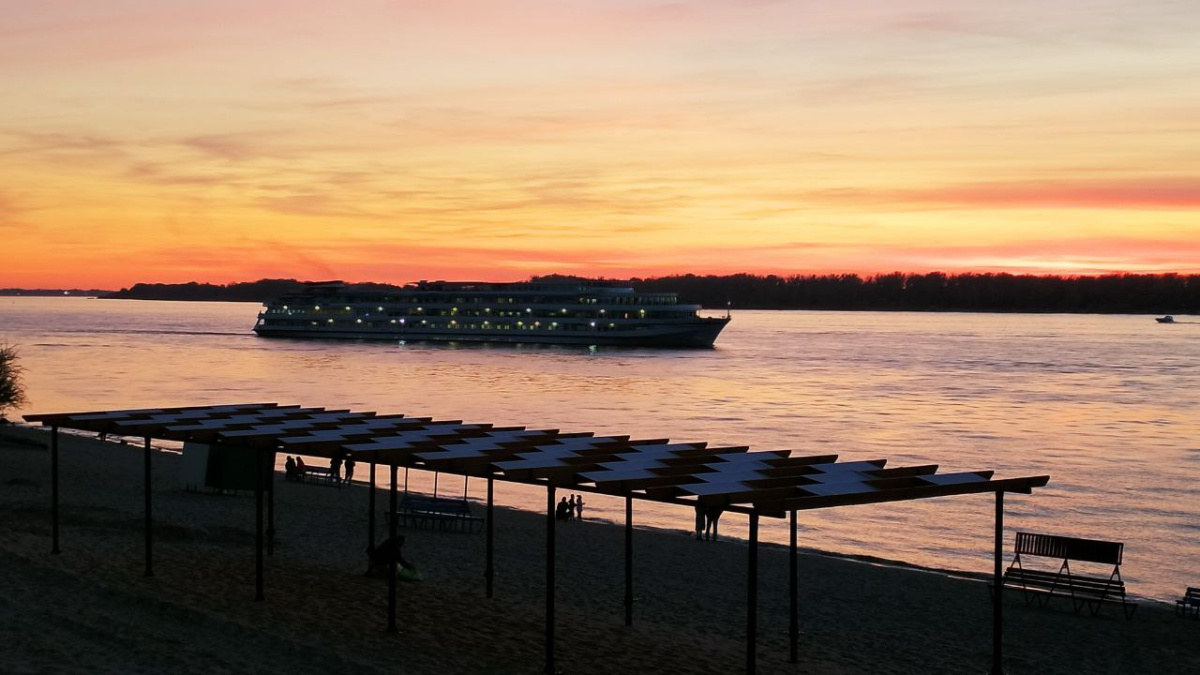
254 280 729 347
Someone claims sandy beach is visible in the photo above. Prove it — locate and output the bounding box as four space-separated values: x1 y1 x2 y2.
1 425 1196 675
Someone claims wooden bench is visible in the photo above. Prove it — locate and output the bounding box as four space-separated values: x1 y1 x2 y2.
999 532 1136 618
299 466 342 488
388 493 483 533
1177 587 1200 618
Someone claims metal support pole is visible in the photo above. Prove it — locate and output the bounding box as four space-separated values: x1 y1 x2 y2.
545 484 556 675
433 471 439 499
387 464 398 633
50 426 60 554
368 461 377 555
266 451 276 557
144 437 154 578
789 510 798 663
254 447 264 601
747 511 759 675
463 474 469 498
486 476 495 599
991 491 1005 675
404 466 409 494
625 495 633 627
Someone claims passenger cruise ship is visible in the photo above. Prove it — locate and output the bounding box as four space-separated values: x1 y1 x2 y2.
253 280 730 347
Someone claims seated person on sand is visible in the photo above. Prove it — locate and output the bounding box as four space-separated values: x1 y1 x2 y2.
366 535 422 581
284 456 298 481
367 535 405 576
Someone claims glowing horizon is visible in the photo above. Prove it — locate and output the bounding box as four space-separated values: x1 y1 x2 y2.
2 1 1198 289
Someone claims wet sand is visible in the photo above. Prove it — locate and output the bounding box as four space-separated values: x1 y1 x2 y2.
1 425 1196 675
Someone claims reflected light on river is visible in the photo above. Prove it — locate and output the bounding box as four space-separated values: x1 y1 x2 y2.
2 297 1198 601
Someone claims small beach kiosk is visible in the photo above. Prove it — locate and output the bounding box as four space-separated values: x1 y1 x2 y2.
26 403 1049 674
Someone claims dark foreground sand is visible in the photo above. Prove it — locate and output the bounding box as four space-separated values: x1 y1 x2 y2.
1 425 1197 675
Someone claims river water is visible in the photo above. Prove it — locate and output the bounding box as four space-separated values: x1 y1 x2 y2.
2 297 1197 601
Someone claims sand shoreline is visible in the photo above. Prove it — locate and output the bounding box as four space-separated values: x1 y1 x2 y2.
2 425 1197 674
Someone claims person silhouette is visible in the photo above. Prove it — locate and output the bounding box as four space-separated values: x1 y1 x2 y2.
556 496 571 521
330 453 343 483
575 494 584 521
567 494 577 522
704 506 725 541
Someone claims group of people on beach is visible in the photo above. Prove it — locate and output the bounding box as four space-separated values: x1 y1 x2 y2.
693 504 725 541
555 494 585 522
283 453 356 485
283 455 306 480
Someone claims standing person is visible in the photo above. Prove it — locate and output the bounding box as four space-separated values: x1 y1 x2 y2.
575 494 584 521
704 506 725 541
694 504 705 540
567 495 577 521
285 456 297 481
330 453 343 485
556 496 571 521
344 457 356 484
295 456 307 480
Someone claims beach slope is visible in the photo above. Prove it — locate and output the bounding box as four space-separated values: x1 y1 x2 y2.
1 427 1196 674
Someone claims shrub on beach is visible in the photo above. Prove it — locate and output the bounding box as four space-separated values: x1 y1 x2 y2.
0 344 28 423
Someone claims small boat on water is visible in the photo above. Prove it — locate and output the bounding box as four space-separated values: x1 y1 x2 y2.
1156 315 1175 324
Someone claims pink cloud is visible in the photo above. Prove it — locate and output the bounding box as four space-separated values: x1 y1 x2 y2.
889 178 1200 210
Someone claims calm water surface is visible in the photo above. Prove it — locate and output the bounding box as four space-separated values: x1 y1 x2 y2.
3 297 1197 601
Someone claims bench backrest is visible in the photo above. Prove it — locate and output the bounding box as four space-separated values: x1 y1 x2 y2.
1014 532 1123 565
402 494 469 510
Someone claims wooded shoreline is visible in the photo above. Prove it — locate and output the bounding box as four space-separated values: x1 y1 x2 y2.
15 271 1195 314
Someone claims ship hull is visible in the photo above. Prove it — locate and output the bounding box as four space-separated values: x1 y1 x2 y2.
254 319 728 348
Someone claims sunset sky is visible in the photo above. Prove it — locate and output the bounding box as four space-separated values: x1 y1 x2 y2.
3 0 1198 288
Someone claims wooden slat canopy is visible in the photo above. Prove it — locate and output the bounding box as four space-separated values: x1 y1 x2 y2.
25 403 1050 515
24 401 1050 675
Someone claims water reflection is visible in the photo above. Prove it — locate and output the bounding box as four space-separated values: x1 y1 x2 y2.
2 298 1198 600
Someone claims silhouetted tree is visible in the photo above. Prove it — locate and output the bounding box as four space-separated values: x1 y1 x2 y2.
0 344 28 422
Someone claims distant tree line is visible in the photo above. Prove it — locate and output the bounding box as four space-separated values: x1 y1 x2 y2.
104 279 413 302
0 288 111 297
97 273 1200 313
625 272 1200 313
105 279 316 302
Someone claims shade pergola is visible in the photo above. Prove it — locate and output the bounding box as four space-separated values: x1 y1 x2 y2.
26 402 1048 675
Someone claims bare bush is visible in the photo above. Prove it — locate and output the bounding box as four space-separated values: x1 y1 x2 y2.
0 344 28 422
